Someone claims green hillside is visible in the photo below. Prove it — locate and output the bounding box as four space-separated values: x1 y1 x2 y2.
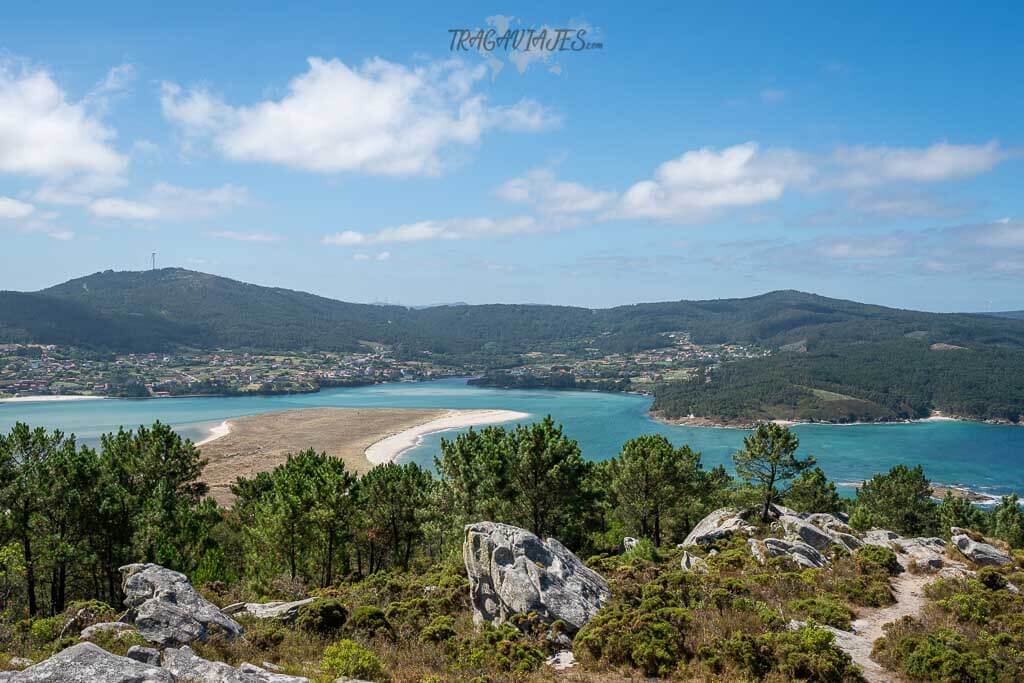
3 268 1023 356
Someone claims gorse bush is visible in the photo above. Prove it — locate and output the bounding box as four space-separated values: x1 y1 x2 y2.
294 598 348 635
321 639 387 681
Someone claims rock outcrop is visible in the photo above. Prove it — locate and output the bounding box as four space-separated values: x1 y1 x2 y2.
120 563 244 646
162 646 309 682
900 537 946 572
680 508 757 547
222 597 315 622
0 642 173 682
760 538 828 568
463 522 610 633
951 531 1013 566
679 550 708 573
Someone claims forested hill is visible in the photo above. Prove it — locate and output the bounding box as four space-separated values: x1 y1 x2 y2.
2 268 1024 356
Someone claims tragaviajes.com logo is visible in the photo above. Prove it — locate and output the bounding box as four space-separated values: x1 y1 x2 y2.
447 16 603 79
448 27 603 53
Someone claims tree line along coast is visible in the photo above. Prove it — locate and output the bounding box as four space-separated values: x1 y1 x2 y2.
2 416 1024 680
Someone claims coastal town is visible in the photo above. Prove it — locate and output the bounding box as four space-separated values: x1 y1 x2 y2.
0 344 462 399
0 333 770 399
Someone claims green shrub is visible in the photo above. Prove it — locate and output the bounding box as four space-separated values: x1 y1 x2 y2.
978 567 1008 591
419 615 457 643
29 616 64 645
716 625 857 681
575 603 691 676
350 605 392 637
787 596 854 630
295 598 348 635
856 545 901 576
321 639 387 681
454 623 544 674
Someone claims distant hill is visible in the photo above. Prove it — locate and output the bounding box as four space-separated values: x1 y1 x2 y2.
988 310 1024 320
2 268 1024 357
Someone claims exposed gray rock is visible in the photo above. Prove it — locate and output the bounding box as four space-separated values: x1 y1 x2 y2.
3 642 172 682
222 597 315 621
79 621 136 640
125 647 160 667
901 537 946 572
238 662 309 682
162 647 309 682
951 534 1013 566
863 529 901 548
463 522 610 633
622 537 638 551
681 508 757 547
763 538 828 568
546 650 576 670
679 550 708 573
748 538 767 564
120 563 244 646
779 515 835 552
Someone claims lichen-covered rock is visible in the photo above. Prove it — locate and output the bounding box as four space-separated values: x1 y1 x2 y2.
748 538 767 564
79 621 136 641
951 533 1013 566
222 597 315 621
863 529 901 548
763 538 828 568
901 537 946 572
680 508 757 547
778 515 835 552
463 522 610 633
162 647 309 682
125 646 161 666
680 550 708 573
2 642 172 682
622 537 638 551
120 563 244 646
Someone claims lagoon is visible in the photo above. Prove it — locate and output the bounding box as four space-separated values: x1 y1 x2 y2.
2 378 1022 499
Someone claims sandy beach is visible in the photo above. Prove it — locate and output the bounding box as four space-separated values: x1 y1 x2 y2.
0 394 106 404
364 408 530 465
196 420 232 446
197 407 527 505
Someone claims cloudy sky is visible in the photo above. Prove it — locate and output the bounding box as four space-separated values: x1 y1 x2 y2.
1 2 1022 311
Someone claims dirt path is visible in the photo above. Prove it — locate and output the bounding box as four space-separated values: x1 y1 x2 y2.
828 553 970 682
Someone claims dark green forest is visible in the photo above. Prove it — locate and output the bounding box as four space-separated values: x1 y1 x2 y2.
653 341 1024 424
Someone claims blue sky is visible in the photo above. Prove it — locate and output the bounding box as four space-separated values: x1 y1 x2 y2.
1 2 1022 311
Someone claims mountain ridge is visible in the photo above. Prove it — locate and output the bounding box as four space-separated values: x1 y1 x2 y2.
1 268 1023 355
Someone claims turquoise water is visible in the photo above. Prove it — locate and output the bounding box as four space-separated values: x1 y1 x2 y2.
2 378 1022 499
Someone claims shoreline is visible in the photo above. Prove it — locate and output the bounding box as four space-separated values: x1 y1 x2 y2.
649 409 1016 430
196 420 232 446
364 409 530 465
0 394 107 404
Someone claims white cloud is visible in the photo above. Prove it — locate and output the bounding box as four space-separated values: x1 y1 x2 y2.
88 197 159 220
817 236 910 259
209 230 280 242
496 167 613 214
0 196 34 219
162 57 557 176
85 182 248 221
149 182 249 218
324 216 540 245
0 62 127 180
352 251 390 261
833 141 1008 187
618 142 813 221
970 219 1024 248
